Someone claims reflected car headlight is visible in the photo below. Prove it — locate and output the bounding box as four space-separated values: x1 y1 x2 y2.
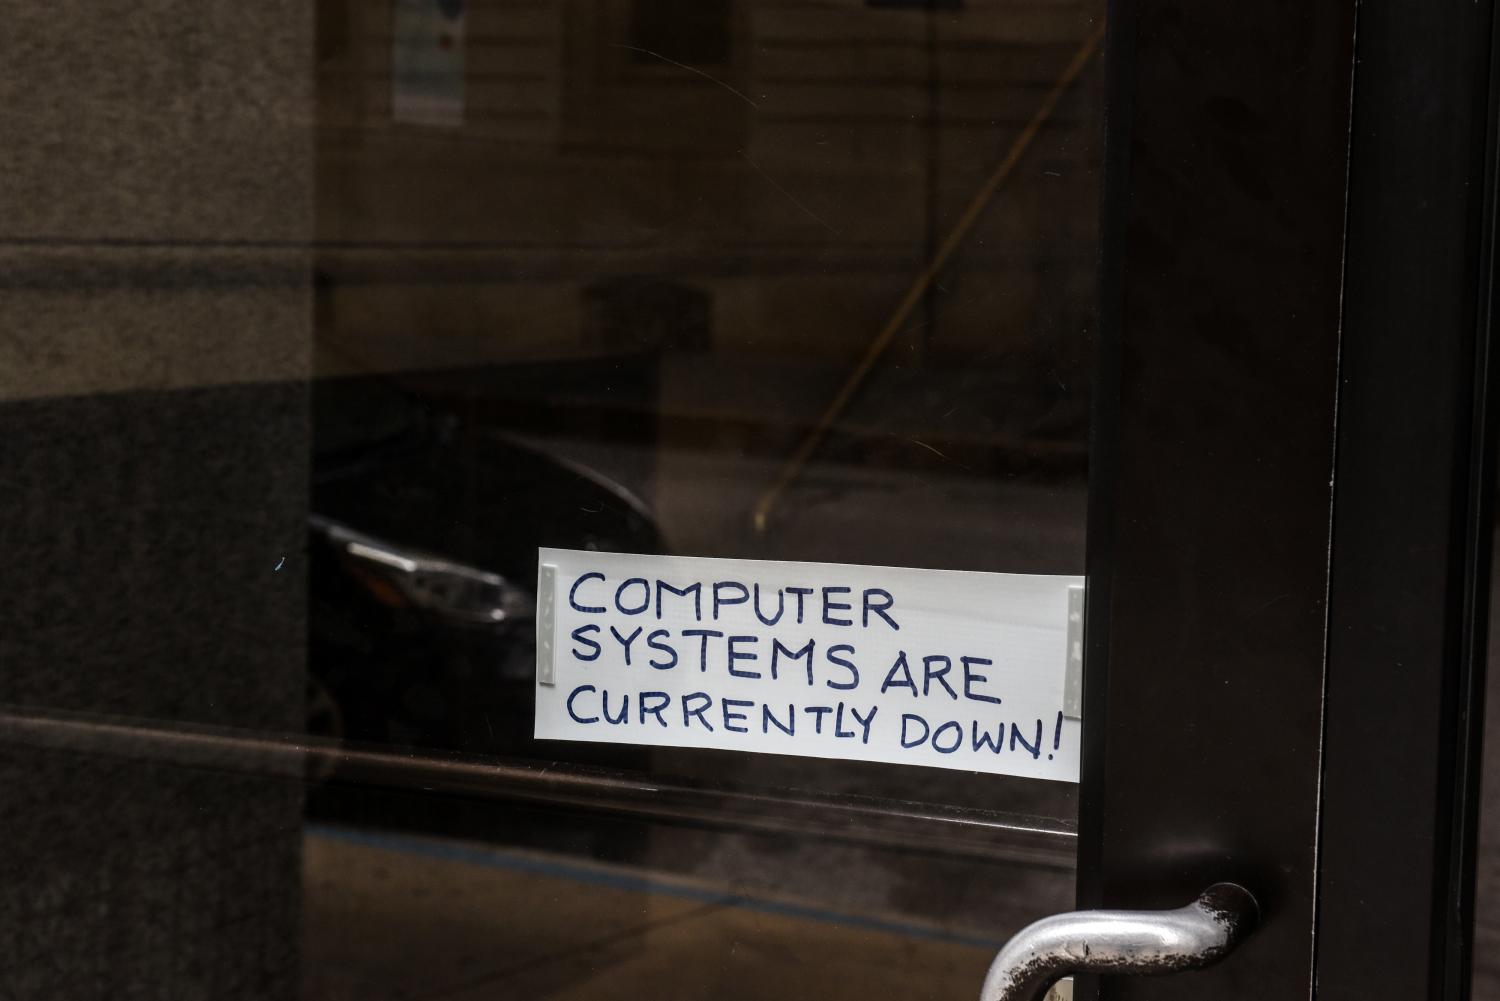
310 516 535 626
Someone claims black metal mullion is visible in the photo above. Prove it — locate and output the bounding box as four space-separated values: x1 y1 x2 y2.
1078 1 1359 999
1314 0 1500 997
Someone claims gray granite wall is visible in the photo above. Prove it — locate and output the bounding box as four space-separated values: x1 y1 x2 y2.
0 3 312 998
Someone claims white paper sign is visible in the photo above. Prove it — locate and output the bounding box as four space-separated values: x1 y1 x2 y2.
534 548 1083 783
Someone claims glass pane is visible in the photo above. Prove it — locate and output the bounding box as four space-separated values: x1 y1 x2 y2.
1 0 1102 998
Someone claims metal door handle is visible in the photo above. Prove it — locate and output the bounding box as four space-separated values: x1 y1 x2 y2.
980 883 1258 1001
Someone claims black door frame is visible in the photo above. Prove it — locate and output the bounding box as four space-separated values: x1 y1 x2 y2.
1078 1 1500 999
1314 0 1500 997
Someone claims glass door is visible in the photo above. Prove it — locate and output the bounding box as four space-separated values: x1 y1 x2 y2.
2 1 1497 1000
308 1 1100 995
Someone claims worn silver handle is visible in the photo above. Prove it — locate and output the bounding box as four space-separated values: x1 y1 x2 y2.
980 883 1258 1001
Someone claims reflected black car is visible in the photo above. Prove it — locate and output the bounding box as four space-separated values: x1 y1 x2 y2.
307 376 663 761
